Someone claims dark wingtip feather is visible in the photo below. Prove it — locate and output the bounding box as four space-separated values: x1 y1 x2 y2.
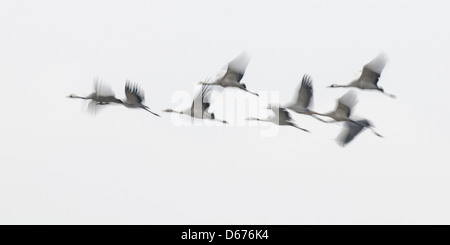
301 74 314 94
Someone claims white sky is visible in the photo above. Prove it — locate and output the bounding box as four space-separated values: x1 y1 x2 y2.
1 0 450 224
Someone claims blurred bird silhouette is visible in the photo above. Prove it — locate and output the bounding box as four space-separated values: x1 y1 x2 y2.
67 78 122 116
284 74 325 122
336 119 383 146
163 84 228 123
198 52 259 96
328 53 396 98
314 91 361 124
247 105 309 132
121 81 160 117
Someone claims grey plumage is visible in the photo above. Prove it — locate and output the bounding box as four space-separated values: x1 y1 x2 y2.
337 119 383 146
163 84 227 123
122 81 160 117
315 91 358 123
68 78 122 116
328 53 395 98
286 74 314 114
198 52 258 96
247 105 309 132
191 84 214 118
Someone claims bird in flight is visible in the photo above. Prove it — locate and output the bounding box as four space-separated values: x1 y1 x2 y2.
312 91 383 145
247 105 309 132
67 78 122 115
284 74 325 122
313 91 363 125
163 84 228 123
285 74 315 114
328 53 396 98
120 81 160 117
67 78 122 104
336 119 383 146
198 52 259 96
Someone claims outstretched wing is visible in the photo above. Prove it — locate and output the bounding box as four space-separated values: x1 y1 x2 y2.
359 53 388 86
86 100 107 117
192 84 214 113
279 107 292 121
359 66 381 86
93 78 116 97
334 91 357 118
125 81 145 104
295 74 314 109
273 107 293 124
222 51 250 83
337 119 371 146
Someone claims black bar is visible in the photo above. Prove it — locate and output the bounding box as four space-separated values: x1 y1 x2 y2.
2 225 449 243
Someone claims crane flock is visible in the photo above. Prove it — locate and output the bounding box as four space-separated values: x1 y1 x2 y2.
68 52 394 146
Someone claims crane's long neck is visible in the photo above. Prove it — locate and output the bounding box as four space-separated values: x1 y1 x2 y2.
308 110 321 116
165 109 184 115
247 117 271 122
329 84 348 88
309 111 341 123
68 94 89 99
309 110 329 118
68 92 96 100
111 98 124 104
198 79 221 86
308 113 327 123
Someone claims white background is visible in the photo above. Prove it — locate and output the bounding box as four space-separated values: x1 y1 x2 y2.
1 0 449 224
